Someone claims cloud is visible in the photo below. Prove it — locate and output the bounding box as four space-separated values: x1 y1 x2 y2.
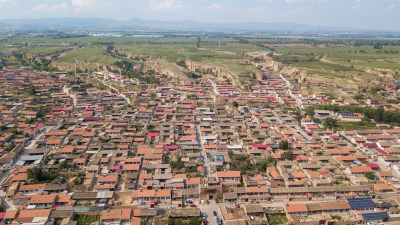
203 4 224 11
285 0 305 3
284 0 330 3
148 0 182 11
32 3 69 13
363 3 396 16
0 0 17 7
72 0 93 11
382 3 396 13
248 6 266 13
284 6 310 16
351 0 363 9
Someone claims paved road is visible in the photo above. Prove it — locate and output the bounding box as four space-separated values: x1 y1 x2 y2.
101 79 131 105
279 73 303 109
195 123 209 177
0 191 12 210
209 79 219 96
63 85 77 108
198 201 234 225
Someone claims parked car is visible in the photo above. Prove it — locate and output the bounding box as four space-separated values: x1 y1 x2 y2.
190 204 197 208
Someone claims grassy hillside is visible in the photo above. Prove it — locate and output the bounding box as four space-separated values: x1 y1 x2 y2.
56 46 119 65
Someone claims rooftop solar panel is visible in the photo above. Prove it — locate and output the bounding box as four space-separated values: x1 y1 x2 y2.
362 212 389 220
347 197 375 209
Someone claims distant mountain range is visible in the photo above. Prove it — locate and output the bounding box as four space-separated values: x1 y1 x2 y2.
0 17 369 33
0 17 396 33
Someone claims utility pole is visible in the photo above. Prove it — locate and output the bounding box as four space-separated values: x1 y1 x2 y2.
74 60 77 77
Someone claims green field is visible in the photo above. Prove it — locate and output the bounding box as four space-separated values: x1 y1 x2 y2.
275 45 400 71
306 70 346 79
57 46 119 65
119 44 248 62
73 214 100 225
350 61 400 70
267 214 288 225
202 43 267 52
335 121 377 131
297 61 358 72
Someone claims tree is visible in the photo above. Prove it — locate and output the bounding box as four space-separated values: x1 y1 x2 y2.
281 151 295 161
232 101 239 108
324 117 337 130
279 140 290 150
147 124 156 132
266 156 276 166
256 156 276 173
27 167 58 184
365 172 375 180
27 167 44 182
188 217 202 225
60 160 68 169
373 43 382 50
170 156 184 170
228 150 234 158
374 107 384 122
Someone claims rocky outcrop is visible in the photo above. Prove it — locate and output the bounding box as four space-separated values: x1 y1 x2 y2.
183 59 240 86
143 59 191 83
114 47 164 61
50 61 120 73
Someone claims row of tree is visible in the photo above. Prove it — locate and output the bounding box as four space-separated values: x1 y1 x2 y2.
306 105 400 124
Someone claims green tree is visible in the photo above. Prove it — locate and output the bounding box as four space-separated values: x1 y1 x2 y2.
323 117 337 130
232 101 239 108
365 172 375 180
266 156 276 166
175 219 184 225
256 156 276 173
374 106 384 122
279 140 290 150
281 151 295 161
27 167 58 183
373 43 382 49
170 156 184 170
188 217 202 225
147 124 156 132
60 160 68 169
27 167 44 182
228 150 234 158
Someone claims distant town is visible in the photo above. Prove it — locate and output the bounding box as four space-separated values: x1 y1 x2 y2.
0 28 400 225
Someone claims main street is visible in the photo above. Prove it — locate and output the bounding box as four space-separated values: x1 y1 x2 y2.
63 85 77 108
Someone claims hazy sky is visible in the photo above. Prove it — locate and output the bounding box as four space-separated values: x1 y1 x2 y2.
0 0 399 31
